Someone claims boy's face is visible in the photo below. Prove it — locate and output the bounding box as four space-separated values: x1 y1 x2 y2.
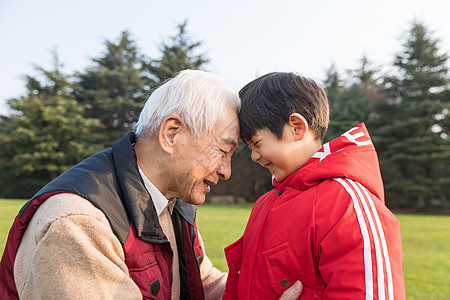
247 125 307 182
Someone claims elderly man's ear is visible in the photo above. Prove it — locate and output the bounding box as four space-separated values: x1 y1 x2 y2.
159 115 185 155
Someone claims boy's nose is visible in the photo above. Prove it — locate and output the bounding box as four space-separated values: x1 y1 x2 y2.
251 149 261 162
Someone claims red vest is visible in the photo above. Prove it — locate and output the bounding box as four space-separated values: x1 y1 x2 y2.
0 133 205 299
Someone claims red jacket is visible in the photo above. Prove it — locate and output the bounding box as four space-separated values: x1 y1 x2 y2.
0 133 205 300
223 124 406 300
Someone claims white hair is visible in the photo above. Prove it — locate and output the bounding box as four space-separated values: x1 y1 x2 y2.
135 70 240 138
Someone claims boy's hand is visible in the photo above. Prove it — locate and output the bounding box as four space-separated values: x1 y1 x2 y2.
279 280 303 300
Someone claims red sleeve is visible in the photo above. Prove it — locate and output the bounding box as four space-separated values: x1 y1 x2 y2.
315 179 405 299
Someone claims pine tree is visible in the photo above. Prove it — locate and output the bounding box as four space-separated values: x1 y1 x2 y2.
145 20 209 89
75 31 151 148
323 63 344 109
325 56 384 141
0 54 102 198
75 24 209 148
381 21 450 208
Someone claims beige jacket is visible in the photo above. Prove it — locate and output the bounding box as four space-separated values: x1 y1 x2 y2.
14 193 227 300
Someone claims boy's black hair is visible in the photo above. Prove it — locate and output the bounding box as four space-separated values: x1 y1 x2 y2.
238 72 329 143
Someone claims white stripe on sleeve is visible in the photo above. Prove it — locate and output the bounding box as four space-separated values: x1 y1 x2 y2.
347 179 386 300
356 181 394 300
334 178 373 300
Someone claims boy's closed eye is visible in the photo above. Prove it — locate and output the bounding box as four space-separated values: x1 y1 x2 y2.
247 139 260 150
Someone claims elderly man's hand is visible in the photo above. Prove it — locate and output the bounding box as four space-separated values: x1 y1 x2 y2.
278 280 303 300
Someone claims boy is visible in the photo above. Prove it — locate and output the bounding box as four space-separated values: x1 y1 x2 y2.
223 72 406 299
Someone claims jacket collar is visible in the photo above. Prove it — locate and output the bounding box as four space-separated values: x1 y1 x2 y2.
112 133 196 243
272 123 384 201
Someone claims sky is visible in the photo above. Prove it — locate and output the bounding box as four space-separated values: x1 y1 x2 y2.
1 0 449 115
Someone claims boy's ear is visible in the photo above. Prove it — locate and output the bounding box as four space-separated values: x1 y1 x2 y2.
158 115 185 155
289 113 309 141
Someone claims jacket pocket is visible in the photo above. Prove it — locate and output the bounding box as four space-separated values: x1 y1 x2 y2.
223 236 243 299
127 252 164 299
263 241 323 299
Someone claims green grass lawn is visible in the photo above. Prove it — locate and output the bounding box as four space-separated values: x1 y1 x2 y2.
1 199 449 299
196 203 254 271
397 214 450 299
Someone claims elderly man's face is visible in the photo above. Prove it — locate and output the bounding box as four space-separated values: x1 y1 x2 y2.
169 102 239 205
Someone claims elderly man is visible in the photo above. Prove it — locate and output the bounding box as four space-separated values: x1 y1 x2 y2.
0 70 302 299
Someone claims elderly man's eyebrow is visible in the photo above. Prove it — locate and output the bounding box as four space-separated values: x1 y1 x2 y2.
222 137 238 150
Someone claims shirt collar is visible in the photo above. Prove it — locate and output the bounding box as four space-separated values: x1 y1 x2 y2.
138 165 175 215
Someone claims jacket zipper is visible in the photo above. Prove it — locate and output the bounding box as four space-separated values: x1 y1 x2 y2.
162 235 173 300
192 225 205 300
169 242 173 300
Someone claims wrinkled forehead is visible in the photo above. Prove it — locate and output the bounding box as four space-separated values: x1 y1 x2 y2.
216 107 240 148
220 122 239 149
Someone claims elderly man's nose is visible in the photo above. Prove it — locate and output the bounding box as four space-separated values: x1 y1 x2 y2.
218 159 232 180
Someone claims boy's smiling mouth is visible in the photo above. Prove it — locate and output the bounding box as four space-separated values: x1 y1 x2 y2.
263 162 274 173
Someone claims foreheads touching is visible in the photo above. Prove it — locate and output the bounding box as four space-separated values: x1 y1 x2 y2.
135 69 241 139
238 72 329 144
